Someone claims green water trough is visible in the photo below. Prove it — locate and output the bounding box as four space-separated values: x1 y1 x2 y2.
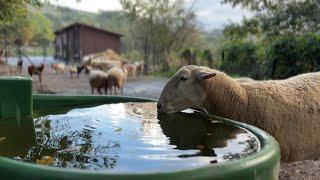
0 76 280 180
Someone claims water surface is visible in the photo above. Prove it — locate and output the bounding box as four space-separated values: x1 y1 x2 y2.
5 102 260 173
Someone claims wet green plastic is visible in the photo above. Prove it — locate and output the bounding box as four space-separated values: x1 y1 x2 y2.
0 77 280 180
0 76 32 126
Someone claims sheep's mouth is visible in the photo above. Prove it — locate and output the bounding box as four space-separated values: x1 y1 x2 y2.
157 106 209 115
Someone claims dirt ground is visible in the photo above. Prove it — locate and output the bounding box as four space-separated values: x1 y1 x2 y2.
2 64 320 179
30 65 168 99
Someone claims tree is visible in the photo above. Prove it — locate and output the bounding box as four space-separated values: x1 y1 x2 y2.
30 11 54 46
223 0 320 37
0 0 41 26
120 0 198 72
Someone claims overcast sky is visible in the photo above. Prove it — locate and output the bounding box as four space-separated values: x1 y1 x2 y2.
49 0 252 29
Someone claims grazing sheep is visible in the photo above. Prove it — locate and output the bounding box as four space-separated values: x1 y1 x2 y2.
86 67 109 95
28 64 45 91
122 63 137 78
51 63 65 74
158 65 320 162
67 65 78 78
107 67 126 95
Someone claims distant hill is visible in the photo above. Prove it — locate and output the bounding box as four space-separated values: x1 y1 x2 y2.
29 3 135 52
27 3 223 54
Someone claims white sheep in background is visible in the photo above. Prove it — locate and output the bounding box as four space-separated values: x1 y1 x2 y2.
51 63 65 74
67 65 78 78
158 65 320 162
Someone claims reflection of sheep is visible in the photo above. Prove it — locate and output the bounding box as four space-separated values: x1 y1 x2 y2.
51 63 65 74
158 112 240 152
87 67 109 95
158 65 320 162
107 67 126 95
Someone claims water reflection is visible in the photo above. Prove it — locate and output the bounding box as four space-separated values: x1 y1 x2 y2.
0 116 36 156
158 112 240 158
7 103 260 172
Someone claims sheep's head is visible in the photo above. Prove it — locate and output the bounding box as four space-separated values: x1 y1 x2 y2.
158 65 216 113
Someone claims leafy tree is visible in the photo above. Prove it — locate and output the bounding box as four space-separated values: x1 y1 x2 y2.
120 0 198 72
0 0 41 25
29 11 54 46
223 0 320 37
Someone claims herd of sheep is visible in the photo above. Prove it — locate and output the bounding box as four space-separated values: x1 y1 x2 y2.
49 56 144 95
0 49 144 94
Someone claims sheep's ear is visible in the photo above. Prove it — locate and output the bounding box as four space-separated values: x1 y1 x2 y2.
196 72 216 80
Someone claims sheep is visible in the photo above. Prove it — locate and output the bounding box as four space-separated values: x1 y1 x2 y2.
158 65 320 162
86 67 109 95
107 67 127 95
135 61 144 76
66 65 78 78
235 77 254 83
51 63 65 74
122 63 137 78
84 58 118 72
28 64 45 91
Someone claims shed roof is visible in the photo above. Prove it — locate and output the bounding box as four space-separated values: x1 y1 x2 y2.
54 22 123 37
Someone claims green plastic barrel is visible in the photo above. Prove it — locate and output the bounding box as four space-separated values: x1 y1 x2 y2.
0 77 280 180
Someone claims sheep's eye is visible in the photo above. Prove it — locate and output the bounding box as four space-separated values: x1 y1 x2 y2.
180 77 188 81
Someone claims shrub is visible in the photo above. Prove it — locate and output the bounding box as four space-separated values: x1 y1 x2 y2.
265 34 320 79
220 41 260 78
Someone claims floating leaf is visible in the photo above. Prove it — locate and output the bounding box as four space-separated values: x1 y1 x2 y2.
36 156 54 165
114 128 122 132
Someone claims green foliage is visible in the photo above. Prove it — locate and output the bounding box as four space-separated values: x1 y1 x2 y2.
265 35 320 79
0 0 41 25
220 41 260 78
223 0 320 38
202 49 213 67
123 50 143 61
121 0 198 72
29 11 54 45
179 48 202 65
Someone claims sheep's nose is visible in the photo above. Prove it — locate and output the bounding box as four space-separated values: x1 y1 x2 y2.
157 102 162 109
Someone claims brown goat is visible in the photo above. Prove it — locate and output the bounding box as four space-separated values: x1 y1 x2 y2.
28 64 45 91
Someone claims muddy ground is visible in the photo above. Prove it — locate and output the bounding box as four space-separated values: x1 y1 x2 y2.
2 65 320 179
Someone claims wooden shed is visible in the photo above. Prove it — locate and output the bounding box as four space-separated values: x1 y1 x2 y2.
54 23 122 63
